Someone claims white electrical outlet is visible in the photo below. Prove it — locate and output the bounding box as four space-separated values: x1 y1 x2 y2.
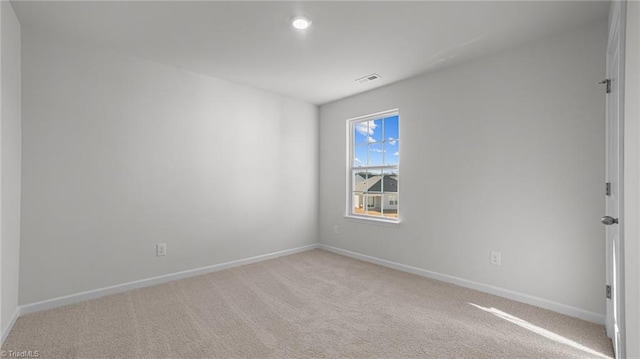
490 251 501 266
156 243 167 257
333 225 339 234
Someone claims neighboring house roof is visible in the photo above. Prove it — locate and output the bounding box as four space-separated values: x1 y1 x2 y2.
354 175 398 193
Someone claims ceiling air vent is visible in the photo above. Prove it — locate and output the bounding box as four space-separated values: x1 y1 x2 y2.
356 73 381 84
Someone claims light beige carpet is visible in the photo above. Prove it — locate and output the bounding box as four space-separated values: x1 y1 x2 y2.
3 249 613 358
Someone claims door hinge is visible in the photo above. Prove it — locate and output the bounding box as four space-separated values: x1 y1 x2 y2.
606 182 612 196
599 79 611 94
606 285 612 299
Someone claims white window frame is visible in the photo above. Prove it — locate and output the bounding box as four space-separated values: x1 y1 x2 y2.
346 109 400 223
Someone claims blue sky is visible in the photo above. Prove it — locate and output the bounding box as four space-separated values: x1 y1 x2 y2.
354 115 399 167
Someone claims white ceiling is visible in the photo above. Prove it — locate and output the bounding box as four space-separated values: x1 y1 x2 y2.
11 1 609 105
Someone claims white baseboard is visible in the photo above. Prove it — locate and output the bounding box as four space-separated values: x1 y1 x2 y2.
1 307 21 345
20 244 320 316
16 242 605 327
319 244 605 325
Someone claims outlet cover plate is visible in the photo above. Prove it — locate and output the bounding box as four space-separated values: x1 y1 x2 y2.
156 243 167 257
490 251 501 266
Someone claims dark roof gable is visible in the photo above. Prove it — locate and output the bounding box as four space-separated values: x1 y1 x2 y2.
368 176 397 193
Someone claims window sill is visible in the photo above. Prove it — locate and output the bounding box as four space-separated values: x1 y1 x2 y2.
343 215 401 227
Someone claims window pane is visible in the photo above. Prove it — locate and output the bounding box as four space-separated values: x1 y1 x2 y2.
383 194 398 218
370 119 383 143
364 168 381 193
354 122 368 145
385 140 399 165
382 169 398 193
353 191 365 215
364 194 383 217
354 120 381 145
382 169 398 218
354 144 367 167
368 143 384 166
353 170 370 193
384 115 399 143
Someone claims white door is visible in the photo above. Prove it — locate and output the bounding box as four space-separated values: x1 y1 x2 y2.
604 2 625 357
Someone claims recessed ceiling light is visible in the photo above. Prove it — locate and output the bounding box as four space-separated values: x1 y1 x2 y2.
292 16 311 30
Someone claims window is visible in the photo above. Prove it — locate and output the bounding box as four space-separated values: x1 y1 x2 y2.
348 110 399 221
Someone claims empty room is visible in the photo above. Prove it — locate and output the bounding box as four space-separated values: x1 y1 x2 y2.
1 0 639 358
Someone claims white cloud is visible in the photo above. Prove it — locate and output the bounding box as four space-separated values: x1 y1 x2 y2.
388 137 397 145
356 121 378 142
354 157 362 163
370 148 385 153
393 152 399 156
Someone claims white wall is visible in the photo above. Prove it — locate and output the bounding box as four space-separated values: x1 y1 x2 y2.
320 22 607 318
624 1 640 357
0 0 21 342
19 28 318 305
